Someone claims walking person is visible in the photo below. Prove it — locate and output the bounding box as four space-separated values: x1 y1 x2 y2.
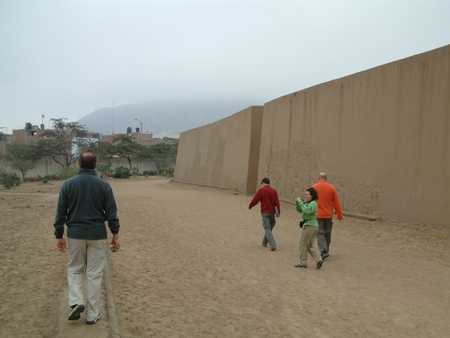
248 177 281 251
312 172 343 260
294 187 323 269
53 149 121 324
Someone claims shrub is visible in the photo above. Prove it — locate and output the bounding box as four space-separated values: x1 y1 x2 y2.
160 168 174 177
112 166 131 179
35 174 57 183
131 167 140 176
57 167 78 180
97 162 112 178
143 170 158 176
0 171 21 189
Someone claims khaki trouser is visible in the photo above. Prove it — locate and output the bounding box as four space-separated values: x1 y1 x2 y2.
67 238 107 321
298 225 322 266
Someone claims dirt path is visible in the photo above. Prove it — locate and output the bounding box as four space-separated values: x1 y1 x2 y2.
0 178 449 337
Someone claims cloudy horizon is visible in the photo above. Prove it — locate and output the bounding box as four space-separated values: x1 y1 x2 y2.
1 0 449 132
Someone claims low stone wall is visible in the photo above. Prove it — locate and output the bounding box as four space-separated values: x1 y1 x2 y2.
0 157 159 179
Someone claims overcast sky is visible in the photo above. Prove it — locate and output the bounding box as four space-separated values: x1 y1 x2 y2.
0 0 449 132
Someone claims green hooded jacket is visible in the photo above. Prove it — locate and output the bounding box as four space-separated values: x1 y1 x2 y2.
296 199 318 227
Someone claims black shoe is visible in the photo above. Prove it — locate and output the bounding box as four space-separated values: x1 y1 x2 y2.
321 251 329 260
86 314 101 325
68 304 85 320
316 260 324 269
294 264 307 268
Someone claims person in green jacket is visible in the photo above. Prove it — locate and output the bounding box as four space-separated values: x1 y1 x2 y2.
294 187 323 269
54 149 121 324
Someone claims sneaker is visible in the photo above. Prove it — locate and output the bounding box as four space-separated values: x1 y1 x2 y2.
316 260 324 269
270 247 276 251
68 304 85 320
294 264 307 268
321 251 329 260
86 313 101 325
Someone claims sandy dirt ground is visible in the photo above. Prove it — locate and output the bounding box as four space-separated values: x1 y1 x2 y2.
1 177 449 337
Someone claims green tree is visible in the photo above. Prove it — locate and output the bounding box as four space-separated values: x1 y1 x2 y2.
145 142 178 173
1 143 43 181
37 118 89 169
111 134 146 169
91 140 116 163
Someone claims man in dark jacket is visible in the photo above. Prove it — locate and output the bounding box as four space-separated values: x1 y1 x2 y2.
54 149 120 324
248 177 281 251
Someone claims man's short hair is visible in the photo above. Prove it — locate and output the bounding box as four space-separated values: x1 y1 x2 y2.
261 177 270 185
79 149 97 169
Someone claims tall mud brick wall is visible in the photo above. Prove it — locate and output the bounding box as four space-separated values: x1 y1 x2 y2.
174 106 263 194
259 45 450 226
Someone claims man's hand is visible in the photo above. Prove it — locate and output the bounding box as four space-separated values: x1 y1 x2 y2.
56 238 67 253
111 234 121 251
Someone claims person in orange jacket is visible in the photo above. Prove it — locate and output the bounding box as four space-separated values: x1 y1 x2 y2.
312 172 343 259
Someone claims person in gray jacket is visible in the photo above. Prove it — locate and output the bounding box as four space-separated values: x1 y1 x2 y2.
53 149 121 325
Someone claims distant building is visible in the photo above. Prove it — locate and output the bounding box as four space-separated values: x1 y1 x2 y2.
0 122 102 155
101 131 154 145
0 123 177 156
12 123 43 144
101 128 177 146
0 131 13 155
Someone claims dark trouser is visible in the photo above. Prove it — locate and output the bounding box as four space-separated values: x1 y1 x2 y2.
317 218 333 253
261 213 276 249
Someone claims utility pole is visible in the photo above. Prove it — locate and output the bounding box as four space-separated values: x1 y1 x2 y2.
112 101 115 137
134 118 143 144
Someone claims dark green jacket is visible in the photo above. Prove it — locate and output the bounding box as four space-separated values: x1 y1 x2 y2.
53 169 120 240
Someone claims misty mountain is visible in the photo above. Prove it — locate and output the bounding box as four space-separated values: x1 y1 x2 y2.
77 100 258 138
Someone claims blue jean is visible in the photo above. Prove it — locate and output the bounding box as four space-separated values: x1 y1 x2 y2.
261 213 276 249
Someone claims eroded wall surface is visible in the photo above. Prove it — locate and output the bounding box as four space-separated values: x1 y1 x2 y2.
258 45 450 226
174 106 263 194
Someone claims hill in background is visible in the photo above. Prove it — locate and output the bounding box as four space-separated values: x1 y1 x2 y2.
77 100 257 138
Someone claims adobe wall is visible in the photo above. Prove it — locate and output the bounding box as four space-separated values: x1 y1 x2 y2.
258 45 450 226
174 106 263 194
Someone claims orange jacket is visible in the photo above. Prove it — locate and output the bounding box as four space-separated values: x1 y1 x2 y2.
312 180 343 219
